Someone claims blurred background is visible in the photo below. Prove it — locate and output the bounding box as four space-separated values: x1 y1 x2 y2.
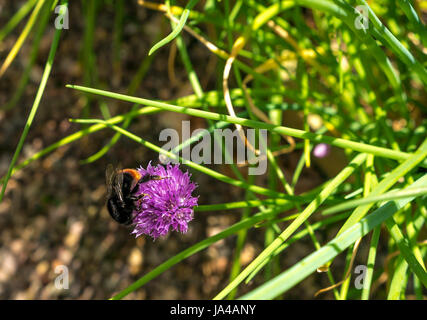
0 1 420 299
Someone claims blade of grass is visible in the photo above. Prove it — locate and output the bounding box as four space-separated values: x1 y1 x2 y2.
245 212 351 284
69 119 304 201
0 1 67 202
397 0 427 47
0 0 37 42
387 254 408 299
323 187 427 215
356 0 427 85
80 31 162 164
239 174 427 299
228 175 252 300
2 0 53 110
110 206 287 300
0 0 47 77
361 226 381 299
336 138 427 235
2 88 273 182
195 197 312 212
148 0 199 56
385 217 427 287
65 84 427 167
213 152 367 299
296 0 427 87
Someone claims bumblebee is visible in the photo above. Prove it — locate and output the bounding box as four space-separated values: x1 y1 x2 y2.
105 164 163 225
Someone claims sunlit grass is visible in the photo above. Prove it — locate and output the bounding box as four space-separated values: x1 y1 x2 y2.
0 0 426 300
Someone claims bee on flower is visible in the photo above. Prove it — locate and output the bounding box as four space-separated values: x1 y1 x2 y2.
106 162 198 240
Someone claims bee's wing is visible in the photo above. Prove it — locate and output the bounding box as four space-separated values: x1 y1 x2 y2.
106 164 124 202
105 164 115 196
114 169 124 202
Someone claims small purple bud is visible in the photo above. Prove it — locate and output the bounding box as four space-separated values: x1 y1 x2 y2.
313 143 331 158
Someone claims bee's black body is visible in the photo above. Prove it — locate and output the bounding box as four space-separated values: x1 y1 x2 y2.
105 165 163 225
106 171 138 225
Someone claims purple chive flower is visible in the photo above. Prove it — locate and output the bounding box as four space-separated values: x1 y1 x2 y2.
313 143 331 158
131 162 198 240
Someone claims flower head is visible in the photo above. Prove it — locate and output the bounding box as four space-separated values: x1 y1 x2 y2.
131 162 198 239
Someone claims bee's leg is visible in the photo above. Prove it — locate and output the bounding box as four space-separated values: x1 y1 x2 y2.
150 175 165 180
130 193 149 201
131 175 170 195
131 193 149 211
